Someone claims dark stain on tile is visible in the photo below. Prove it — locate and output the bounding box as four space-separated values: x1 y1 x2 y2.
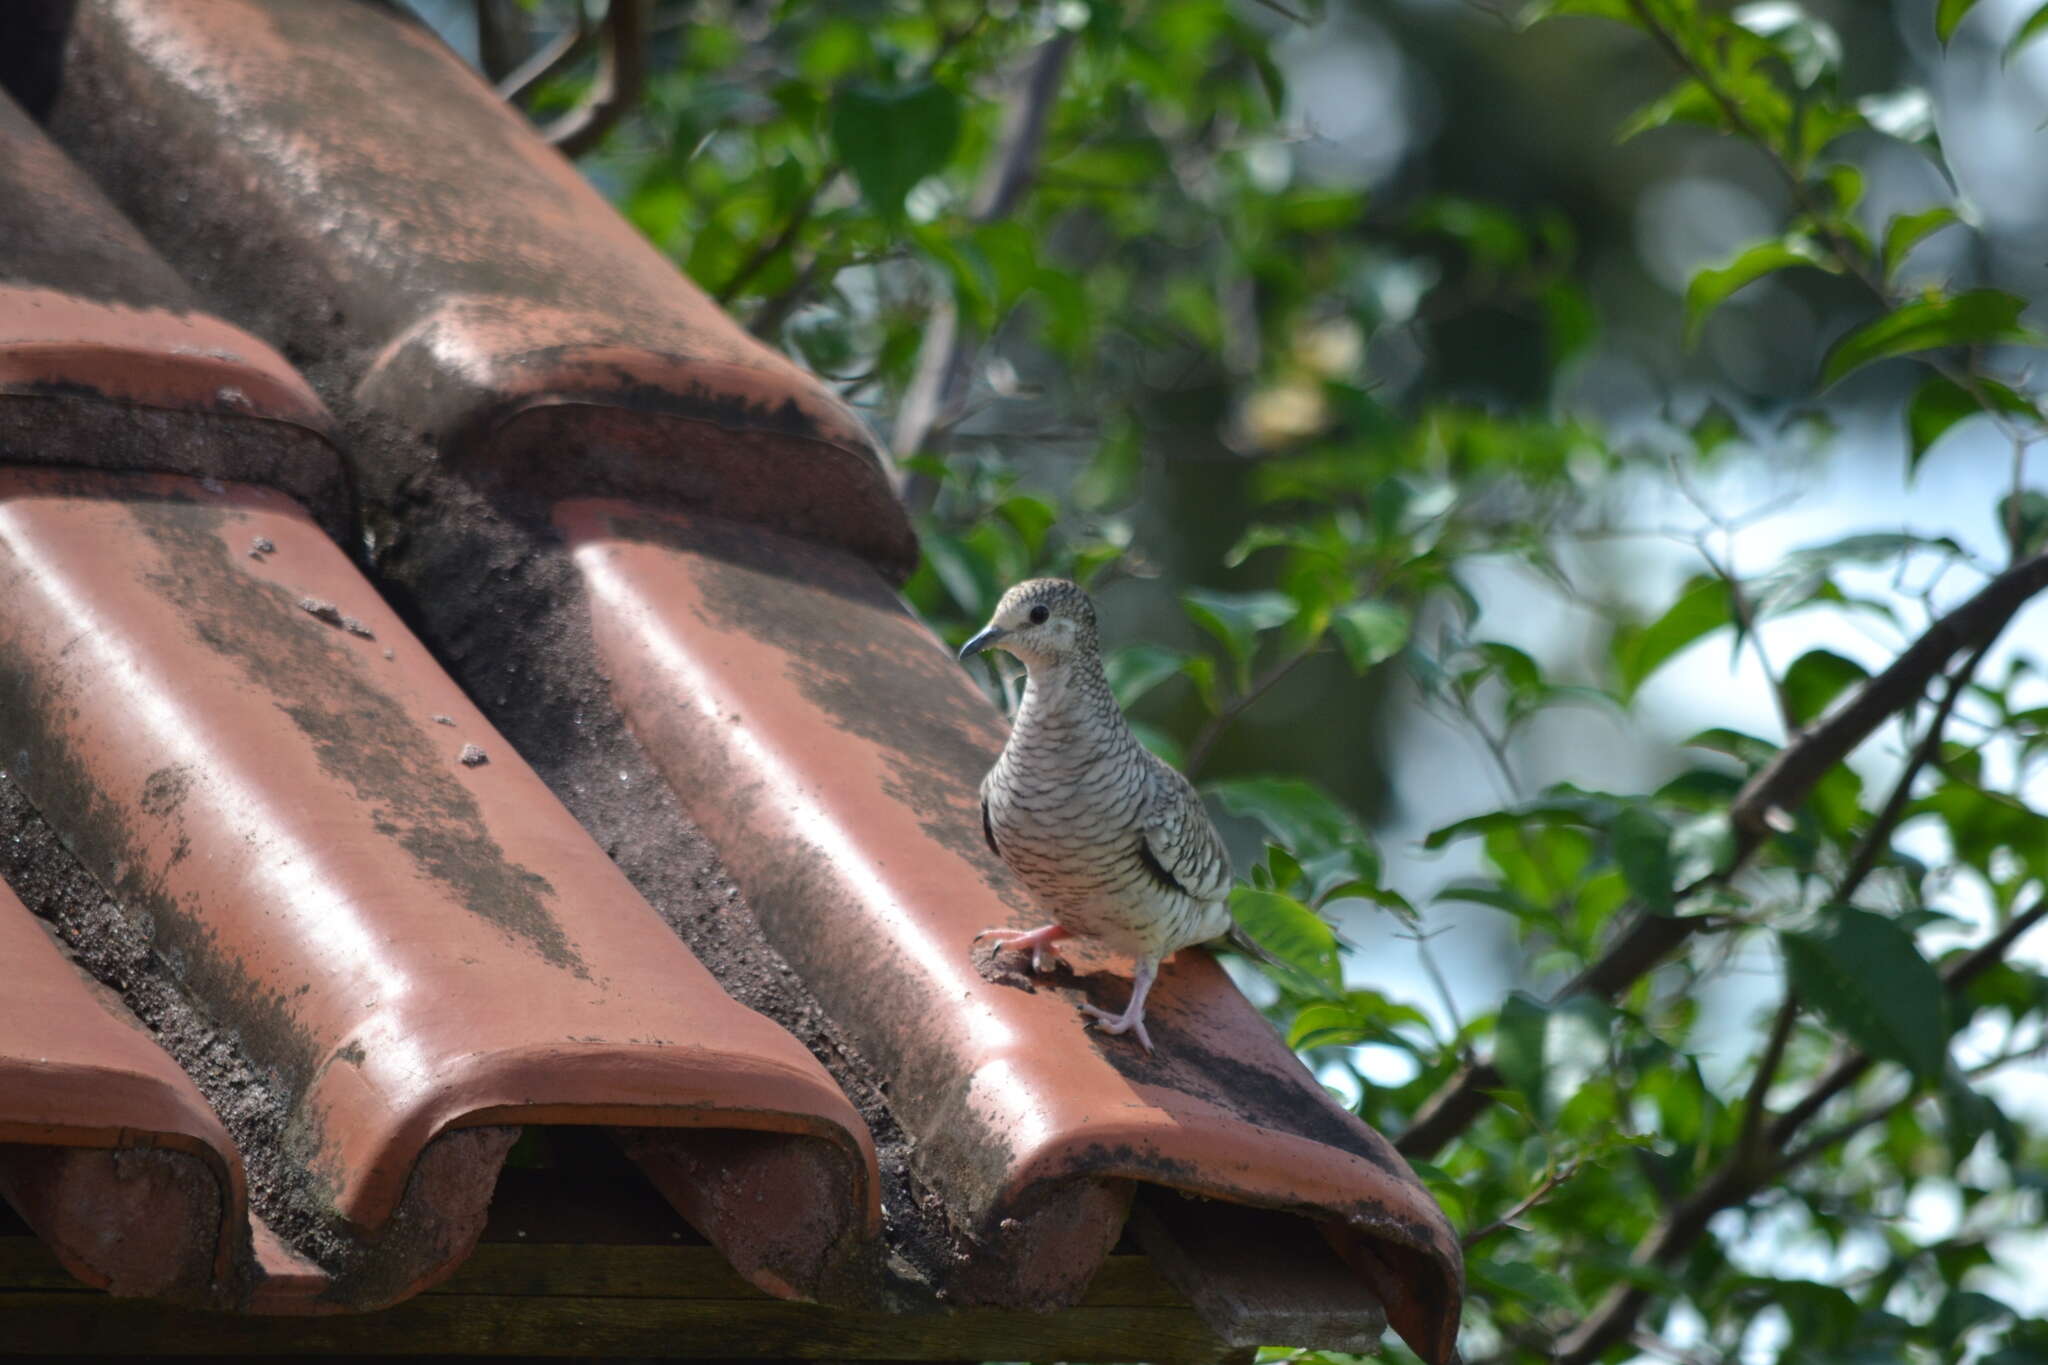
124 494 584 977
607 513 1034 922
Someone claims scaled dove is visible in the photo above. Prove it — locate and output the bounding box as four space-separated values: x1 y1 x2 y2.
960 578 1261 1052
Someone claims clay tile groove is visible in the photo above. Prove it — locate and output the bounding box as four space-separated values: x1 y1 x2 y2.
0 880 247 1304
557 503 1466 1365
33 0 916 581
0 87 344 527
0 468 876 1311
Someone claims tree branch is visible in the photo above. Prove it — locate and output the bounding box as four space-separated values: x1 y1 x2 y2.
497 15 587 102
1461 1158 1580 1250
716 173 835 305
1397 548 2048 1161
1836 633 1994 898
474 0 534 82
542 0 646 158
1735 989 1801 1159
896 32 1075 511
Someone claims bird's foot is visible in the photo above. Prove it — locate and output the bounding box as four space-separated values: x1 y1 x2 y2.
1081 1001 1154 1054
973 923 1071 974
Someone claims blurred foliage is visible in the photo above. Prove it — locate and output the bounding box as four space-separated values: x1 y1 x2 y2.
467 0 2048 1359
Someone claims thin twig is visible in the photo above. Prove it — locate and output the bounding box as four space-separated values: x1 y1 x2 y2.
896 32 1076 510
748 251 831 337
716 172 835 304
1184 645 1319 778
543 0 646 158
1670 456 1795 733
497 16 587 102
1735 990 1801 1159
475 0 532 82
1461 1158 1580 1249
1630 1329 1722 1365
2010 431 2036 564
1836 633 1994 897
1402 924 1467 1041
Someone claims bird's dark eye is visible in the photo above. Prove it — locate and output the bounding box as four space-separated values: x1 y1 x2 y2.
1029 604 1050 625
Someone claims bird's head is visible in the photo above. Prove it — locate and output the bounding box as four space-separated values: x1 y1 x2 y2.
957 578 1099 668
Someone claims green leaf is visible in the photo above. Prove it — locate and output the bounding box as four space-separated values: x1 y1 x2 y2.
1330 600 1410 673
1613 576 1733 700
1908 378 2039 485
1881 207 1961 281
1437 879 1544 923
1105 645 1187 710
2006 2 2048 62
828 82 961 219
1543 279 1599 365
1183 588 1297 684
1913 785 2048 882
1468 1256 1584 1312
1908 376 1981 477
920 532 995 618
1782 649 1871 727
1998 489 2048 557
1782 907 1950 1083
1787 530 1969 567
1493 991 1551 1116
1074 420 1141 512
1937 0 1980 43
1618 80 1724 142
1821 289 2041 387
997 494 1058 559
1492 992 1612 1123
1522 0 1632 23
1287 989 1433 1050
1209 776 1366 855
1229 887 1340 993
1610 805 1676 911
1735 2 1843 87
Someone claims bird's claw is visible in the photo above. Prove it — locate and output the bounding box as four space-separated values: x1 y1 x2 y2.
1080 1002 1154 1054
974 925 1069 975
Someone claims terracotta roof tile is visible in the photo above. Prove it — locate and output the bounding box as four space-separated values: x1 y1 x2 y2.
0 886 245 1303
0 467 875 1309
0 87 344 526
37 0 915 580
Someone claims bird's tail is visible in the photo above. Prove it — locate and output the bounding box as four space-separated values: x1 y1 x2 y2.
1222 922 1294 974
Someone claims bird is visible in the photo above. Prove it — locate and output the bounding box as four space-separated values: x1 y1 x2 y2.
958 577 1254 1054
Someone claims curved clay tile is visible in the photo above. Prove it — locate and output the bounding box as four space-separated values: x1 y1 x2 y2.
0 468 877 1311
0 87 343 526
38 0 914 579
556 503 1466 1365
0 882 246 1304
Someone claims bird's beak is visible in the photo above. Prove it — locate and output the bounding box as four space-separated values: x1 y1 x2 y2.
958 624 1006 660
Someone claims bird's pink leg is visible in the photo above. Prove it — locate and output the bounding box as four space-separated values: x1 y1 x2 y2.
1081 956 1158 1054
973 922 1071 974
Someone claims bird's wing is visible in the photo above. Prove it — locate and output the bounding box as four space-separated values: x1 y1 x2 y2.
980 793 1002 858
1137 756 1233 904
